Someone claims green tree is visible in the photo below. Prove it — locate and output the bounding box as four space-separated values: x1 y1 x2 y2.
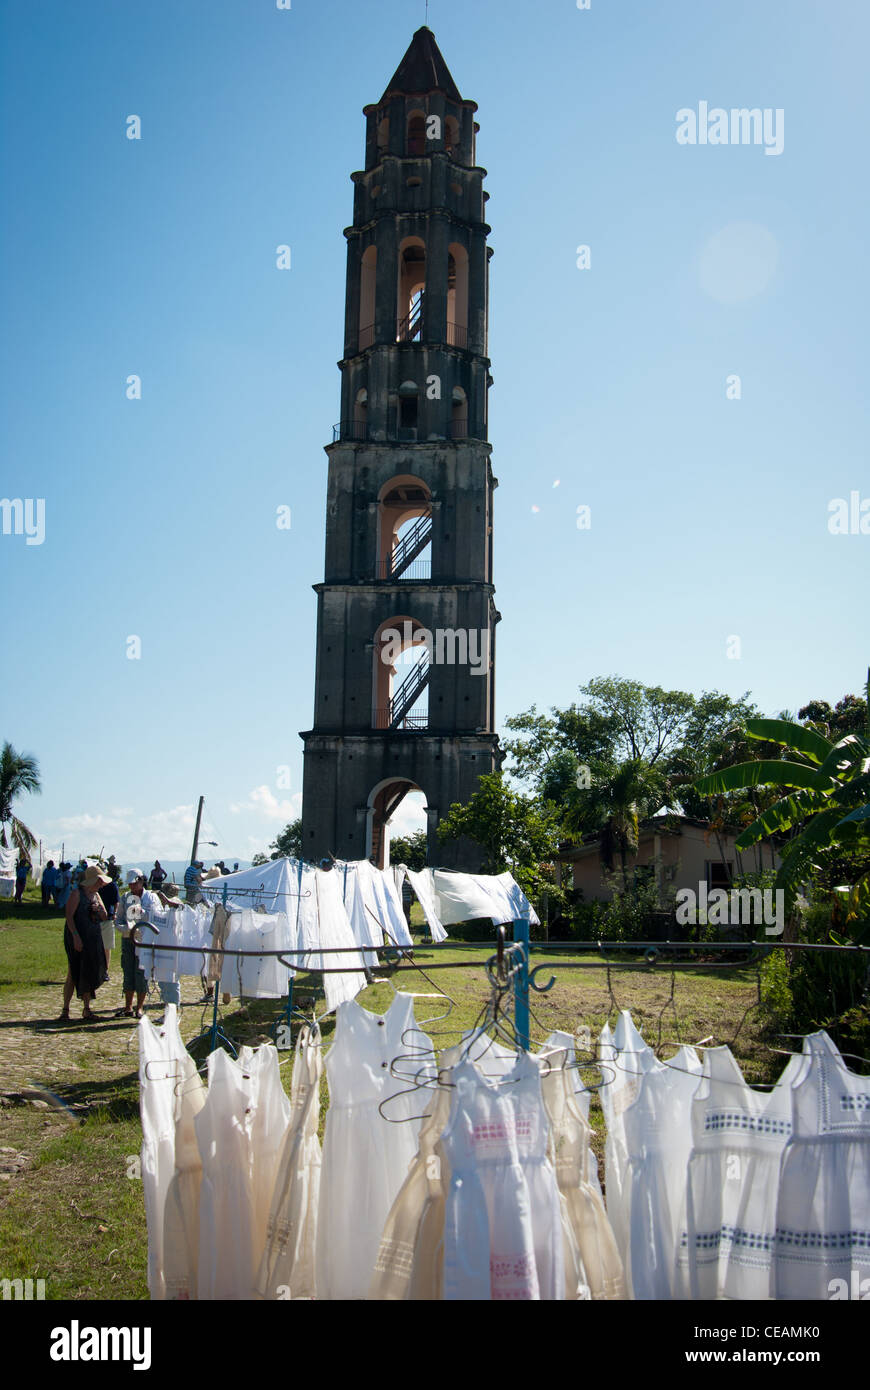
389 829 428 870
505 679 758 844
436 772 562 904
251 852 269 867
0 742 41 857
269 819 303 860
694 676 870 940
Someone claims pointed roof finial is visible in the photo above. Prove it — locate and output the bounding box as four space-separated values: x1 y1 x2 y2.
380 27 463 104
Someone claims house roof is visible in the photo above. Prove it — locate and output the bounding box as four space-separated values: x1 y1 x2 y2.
556 813 751 861
380 27 463 104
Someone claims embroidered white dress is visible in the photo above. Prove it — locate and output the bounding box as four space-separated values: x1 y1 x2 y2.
676 1046 803 1300
440 1050 564 1300
774 1031 870 1299
316 992 434 1299
256 1025 322 1300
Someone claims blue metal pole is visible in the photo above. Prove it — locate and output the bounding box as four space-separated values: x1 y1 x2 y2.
514 917 530 1051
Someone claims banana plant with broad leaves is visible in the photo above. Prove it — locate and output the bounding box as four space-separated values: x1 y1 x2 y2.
693 672 870 942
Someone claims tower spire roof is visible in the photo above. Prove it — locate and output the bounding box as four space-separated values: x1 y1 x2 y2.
380 27 463 104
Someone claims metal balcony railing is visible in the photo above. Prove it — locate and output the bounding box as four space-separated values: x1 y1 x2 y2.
381 513 432 580
376 558 431 582
374 707 429 731
446 321 468 349
332 419 482 445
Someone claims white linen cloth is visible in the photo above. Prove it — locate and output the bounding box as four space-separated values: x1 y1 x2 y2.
403 866 448 941
218 910 294 999
431 869 540 927
137 895 182 984
316 992 435 1299
774 1030 870 1299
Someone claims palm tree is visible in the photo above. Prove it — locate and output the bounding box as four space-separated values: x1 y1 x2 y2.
0 742 41 856
568 758 666 877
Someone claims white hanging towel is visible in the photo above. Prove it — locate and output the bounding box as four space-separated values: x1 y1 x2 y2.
292 863 366 1013
431 869 540 927
403 866 448 941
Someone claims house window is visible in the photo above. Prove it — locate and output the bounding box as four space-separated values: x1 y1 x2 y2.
707 861 734 890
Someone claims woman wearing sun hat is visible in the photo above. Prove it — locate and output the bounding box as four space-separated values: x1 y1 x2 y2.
59 864 111 1022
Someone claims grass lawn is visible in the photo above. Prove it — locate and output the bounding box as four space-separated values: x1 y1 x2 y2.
0 886 777 1299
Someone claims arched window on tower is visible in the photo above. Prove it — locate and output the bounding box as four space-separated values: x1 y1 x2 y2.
378 476 432 581
377 114 390 156
353 389 368 440
447 244 469 348
407 110 426 157
397 239 426 341
398 381 419 440
444 115 460 158
451 386 468 440
373 616 430 731
359 246 377 350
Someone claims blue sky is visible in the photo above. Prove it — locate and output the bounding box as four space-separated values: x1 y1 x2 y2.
2 0 867 864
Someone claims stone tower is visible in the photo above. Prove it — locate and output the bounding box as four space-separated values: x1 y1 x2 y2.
300 27 501 869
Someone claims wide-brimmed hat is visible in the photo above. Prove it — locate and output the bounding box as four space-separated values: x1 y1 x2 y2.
81 865 111 890
203 867 222 881
162 882 183 907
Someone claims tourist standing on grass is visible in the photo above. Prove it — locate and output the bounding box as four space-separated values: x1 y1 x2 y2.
184 859 205 905
41 860 57 907
98 872 120 977
55 862 71 911
59 864 110 1022
14 856 30 904
149 860 167 890
116 870 151 1018
118 870 181 1018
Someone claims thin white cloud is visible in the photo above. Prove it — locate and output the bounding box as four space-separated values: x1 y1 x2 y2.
44 804 198 862
229 786 301 821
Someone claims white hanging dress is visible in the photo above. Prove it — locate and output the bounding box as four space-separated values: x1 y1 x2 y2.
316 992 434 1299
599 1012 659 1262
440 1050 564 1300
195 1047 258 1300
161 1057 206 1300
256 1024 323 1300
623 1045 702 1300
677 1046 802 1300
774 1030 870 1299
245 1044 292 1273
138 1005 191 1300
